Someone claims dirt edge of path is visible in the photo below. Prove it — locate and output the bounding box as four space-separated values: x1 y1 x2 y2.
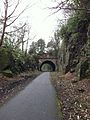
0 71 41 106
50 72 90 120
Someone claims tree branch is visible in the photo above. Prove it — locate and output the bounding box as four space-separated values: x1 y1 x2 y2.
0 0 8 46
7 0 20 19
5 23 26 34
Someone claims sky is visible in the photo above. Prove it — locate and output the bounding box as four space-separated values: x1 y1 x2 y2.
18 0 64 44
0 0 65 45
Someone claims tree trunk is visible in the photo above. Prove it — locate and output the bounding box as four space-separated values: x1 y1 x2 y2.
0 0 8 47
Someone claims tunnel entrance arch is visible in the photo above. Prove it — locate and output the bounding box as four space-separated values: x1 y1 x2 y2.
38 53 58 71
40 60 56 71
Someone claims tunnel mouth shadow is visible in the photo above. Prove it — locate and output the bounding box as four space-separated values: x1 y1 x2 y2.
40 60 56 72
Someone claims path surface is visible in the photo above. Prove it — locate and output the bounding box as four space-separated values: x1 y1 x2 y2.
0 72 56 120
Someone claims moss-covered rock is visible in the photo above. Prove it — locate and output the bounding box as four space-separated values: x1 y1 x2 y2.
80 59 89 79
75 58 90 80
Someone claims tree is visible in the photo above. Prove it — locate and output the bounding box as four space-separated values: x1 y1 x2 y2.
0 0 28 47
29 41 37 55
37 39 46 54
16 23 28 52
3 22 31 52
47 39 55 49
47 38 56 56
47 31 61 71
47 30 60 57
50 0 90 13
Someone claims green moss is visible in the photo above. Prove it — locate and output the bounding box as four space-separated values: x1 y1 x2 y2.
75 59 90 80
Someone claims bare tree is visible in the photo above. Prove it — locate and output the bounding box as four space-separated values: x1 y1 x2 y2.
25 25 31 54
0 0 29 47
49 0 90 16
13 23 32 52
0 0 8 46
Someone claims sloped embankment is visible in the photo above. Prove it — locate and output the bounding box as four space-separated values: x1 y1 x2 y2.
51 72 90 120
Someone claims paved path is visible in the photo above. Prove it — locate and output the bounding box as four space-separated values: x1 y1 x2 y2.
0 72 56 120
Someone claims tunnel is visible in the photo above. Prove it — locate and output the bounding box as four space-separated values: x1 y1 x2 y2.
40 60 56 72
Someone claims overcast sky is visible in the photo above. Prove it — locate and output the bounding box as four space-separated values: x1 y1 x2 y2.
19 0 64 43
0 0 64 44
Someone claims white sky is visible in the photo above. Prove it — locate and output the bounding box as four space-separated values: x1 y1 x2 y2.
0 0 65 44
19 0 64 44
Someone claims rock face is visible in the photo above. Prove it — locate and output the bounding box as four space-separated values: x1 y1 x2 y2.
62 19 90 80
74 20 90 80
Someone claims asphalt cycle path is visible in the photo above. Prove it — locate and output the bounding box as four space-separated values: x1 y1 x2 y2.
0 72 57 120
